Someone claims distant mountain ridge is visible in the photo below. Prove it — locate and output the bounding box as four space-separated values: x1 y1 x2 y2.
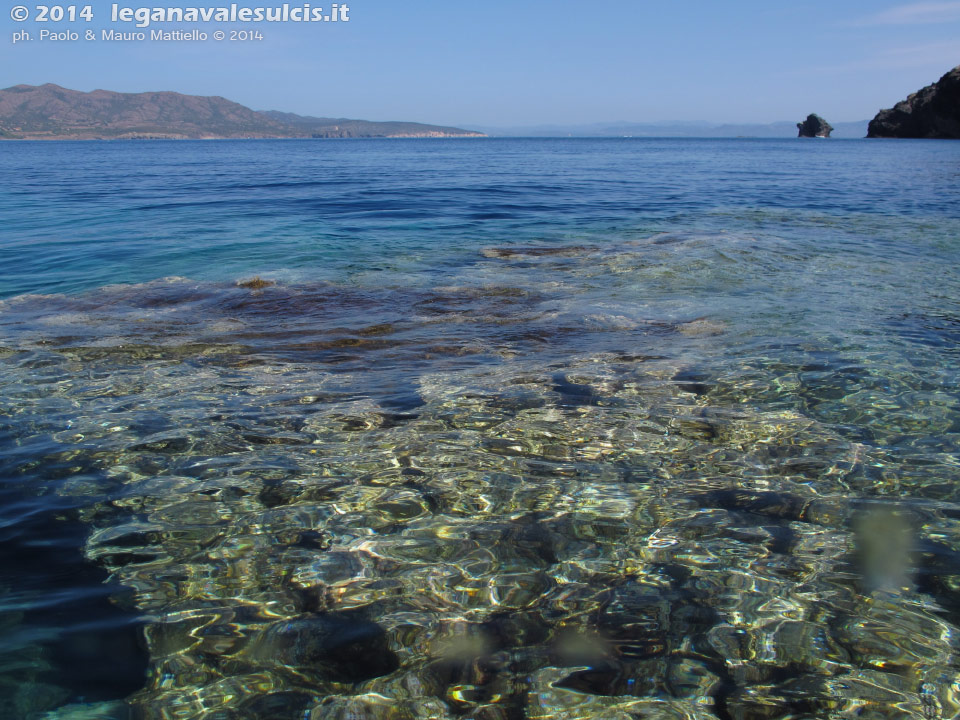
0 84 486 139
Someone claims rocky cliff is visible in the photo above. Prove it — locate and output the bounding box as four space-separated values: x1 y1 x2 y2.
797 114 833 138
867 66 960 139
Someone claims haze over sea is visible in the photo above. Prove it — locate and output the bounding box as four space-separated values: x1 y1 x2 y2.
2 137 960 719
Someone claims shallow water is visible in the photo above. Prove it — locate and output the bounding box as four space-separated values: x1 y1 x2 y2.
2 138 960 719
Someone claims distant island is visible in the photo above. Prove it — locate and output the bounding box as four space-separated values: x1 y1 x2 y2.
867 65 960 139
0 84 486 140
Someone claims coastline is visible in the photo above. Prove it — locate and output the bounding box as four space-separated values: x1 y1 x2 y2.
0 133 488 140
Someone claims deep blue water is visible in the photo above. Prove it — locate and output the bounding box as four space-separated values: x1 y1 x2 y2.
1 138 960 720
2 138 958 298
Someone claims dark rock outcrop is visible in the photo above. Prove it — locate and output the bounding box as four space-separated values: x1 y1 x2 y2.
797 114 833 138
867 65 960 139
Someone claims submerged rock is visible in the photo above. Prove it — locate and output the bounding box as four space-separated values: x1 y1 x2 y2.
672 369 711 396
553 574 723 702
677 318 726 337
236 276 275 289
551 372 600 406
249 612 399 683
479 245 597 259
311 693 455 720
797 114 833 138
240 691 315 719
868 65 960 138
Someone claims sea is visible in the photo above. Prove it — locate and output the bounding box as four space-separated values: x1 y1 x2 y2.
1 137 960 720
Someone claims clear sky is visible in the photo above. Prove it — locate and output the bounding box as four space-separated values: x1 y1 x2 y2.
3 0 959 127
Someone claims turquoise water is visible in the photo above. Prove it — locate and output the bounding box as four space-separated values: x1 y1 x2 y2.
1 138 960 719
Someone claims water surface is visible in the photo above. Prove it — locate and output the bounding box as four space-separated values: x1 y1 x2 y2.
2 138 960 719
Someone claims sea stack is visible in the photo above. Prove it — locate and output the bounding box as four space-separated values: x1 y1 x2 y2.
797 114 833 138
867 65 960 139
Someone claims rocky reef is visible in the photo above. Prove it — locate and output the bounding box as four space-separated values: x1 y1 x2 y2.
868 65 960 139
797 114 833 138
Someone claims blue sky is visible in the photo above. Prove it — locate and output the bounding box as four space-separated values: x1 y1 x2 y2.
3 0 959 126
